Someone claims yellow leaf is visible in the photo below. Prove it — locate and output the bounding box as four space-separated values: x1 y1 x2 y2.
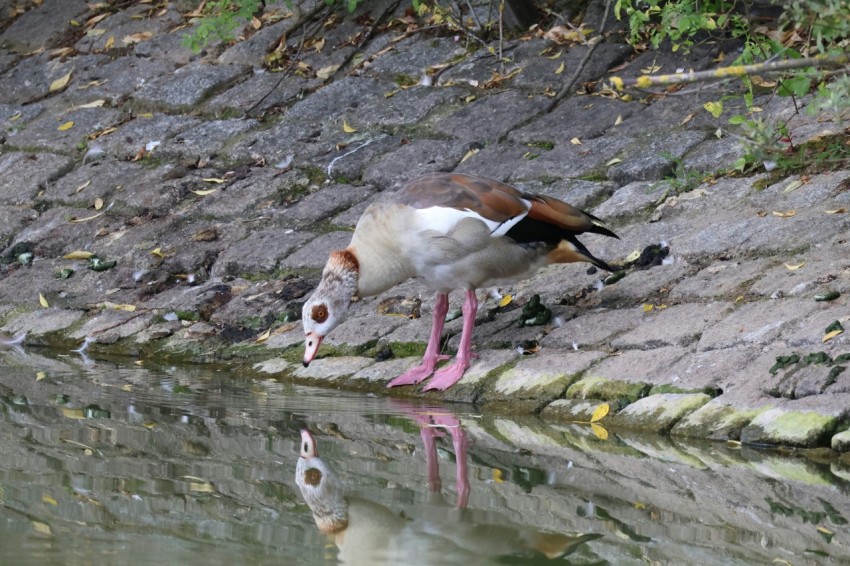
32 521 52 536
460 148 479 163
634 501 646 509
137 112 153 118
42 494 57 506
110 303 136 312
606 157 622 166
703 100 723 118
191 188 217 196
817 526 834 535
498 294 512 308
825 208 846 214
641 65 662 74
570 137 582 145
75 180 92 194
63 250 94 260
316 64 340 80
614 114 623 125
625 250 641 262
784 262 805 270
547 50 562 59
492 469 504 483
105 35 115 49
642 303 654 313
134 360 143 366
70 212 103 223
39 293 49 308
590 423 608 440
58 121 75 131
823 329 843 342
62 408 85 419
94 197 104 210
150 247 165 258
143 421 156 429
735 295 744 303
189 481 215 493
772 210 796 218
256 328 271 343
36 371 46 381
554 62 565 74
78 99 106 109
590 403 610 422
342 120 357 133
201 177 226 184
49 71 72 93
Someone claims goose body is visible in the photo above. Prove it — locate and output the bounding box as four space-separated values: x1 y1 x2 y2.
302 172 617 391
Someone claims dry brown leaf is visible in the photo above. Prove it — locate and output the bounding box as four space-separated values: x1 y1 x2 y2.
122 32 153 45
825 208 846 214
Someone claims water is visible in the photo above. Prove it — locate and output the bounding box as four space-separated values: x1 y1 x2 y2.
1 347 848 565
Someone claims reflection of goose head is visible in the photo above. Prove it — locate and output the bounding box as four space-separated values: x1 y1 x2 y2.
295 429 349 534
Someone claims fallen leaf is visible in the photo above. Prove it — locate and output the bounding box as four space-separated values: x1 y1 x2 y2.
342 120 357 133
94 197 104 210
772 210 796 218
492 469 504 483
642 303 654 313
784 262 805 270
32 521 51 536
70 212 103 223
634 501 646 509
58 121 75 131
36 371 46 381
606 157 622 166
150 247 166 258
641 64 662 73
190 188 217 196
555 62 565 74
783 179 804 193
590 403 609 422
49 71 72 92
255 328 271 343
251 15 261 29
316 64 340 79
680 112 696 125
825 208 846 214
78 99 106 109
122 31 152 45
39 293 49 308
625 250 641 262
104 35 115 49
498 294 513 308
460 148 479 163
63 250 94 260
614 114 623 125
570 137 582 145
547 50 562 59
200 178 226 184
823 329 843 342
703 100 723 118
590 423 608 440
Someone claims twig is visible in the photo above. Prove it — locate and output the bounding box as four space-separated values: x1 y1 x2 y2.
245 22 312 118
610 52 850 90
545 0 613 113
498 0 505 74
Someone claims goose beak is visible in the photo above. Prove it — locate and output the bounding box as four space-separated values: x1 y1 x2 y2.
303 332 323 366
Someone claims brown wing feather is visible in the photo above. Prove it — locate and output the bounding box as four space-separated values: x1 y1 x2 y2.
527 195 618 238
394 173 528 223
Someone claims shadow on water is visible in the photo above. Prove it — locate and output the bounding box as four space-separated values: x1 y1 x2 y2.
0 347 849 564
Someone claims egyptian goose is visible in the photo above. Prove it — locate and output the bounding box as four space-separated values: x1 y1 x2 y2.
302 172 618 391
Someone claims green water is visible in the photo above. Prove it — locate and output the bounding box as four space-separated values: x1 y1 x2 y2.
0 347 847 565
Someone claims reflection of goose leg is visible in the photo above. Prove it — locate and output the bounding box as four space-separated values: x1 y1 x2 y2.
449 425 470 509
420 426 442 494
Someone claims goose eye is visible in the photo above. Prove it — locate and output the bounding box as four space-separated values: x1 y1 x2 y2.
311 304 329 323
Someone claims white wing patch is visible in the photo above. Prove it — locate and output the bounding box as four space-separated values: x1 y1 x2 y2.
413 201 531 237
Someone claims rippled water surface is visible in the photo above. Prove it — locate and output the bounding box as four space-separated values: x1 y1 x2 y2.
1 347 849 565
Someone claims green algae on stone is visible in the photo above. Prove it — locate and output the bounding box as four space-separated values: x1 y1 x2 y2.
740 408 837 448
540 398 608 422
671 401 763 441
566 376 651 404
608 393 711 434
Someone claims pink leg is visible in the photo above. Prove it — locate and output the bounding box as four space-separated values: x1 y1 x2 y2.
387 292 450 387
423 289 478 391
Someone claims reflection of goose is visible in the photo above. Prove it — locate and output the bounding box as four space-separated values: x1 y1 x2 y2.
296 428 602 564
